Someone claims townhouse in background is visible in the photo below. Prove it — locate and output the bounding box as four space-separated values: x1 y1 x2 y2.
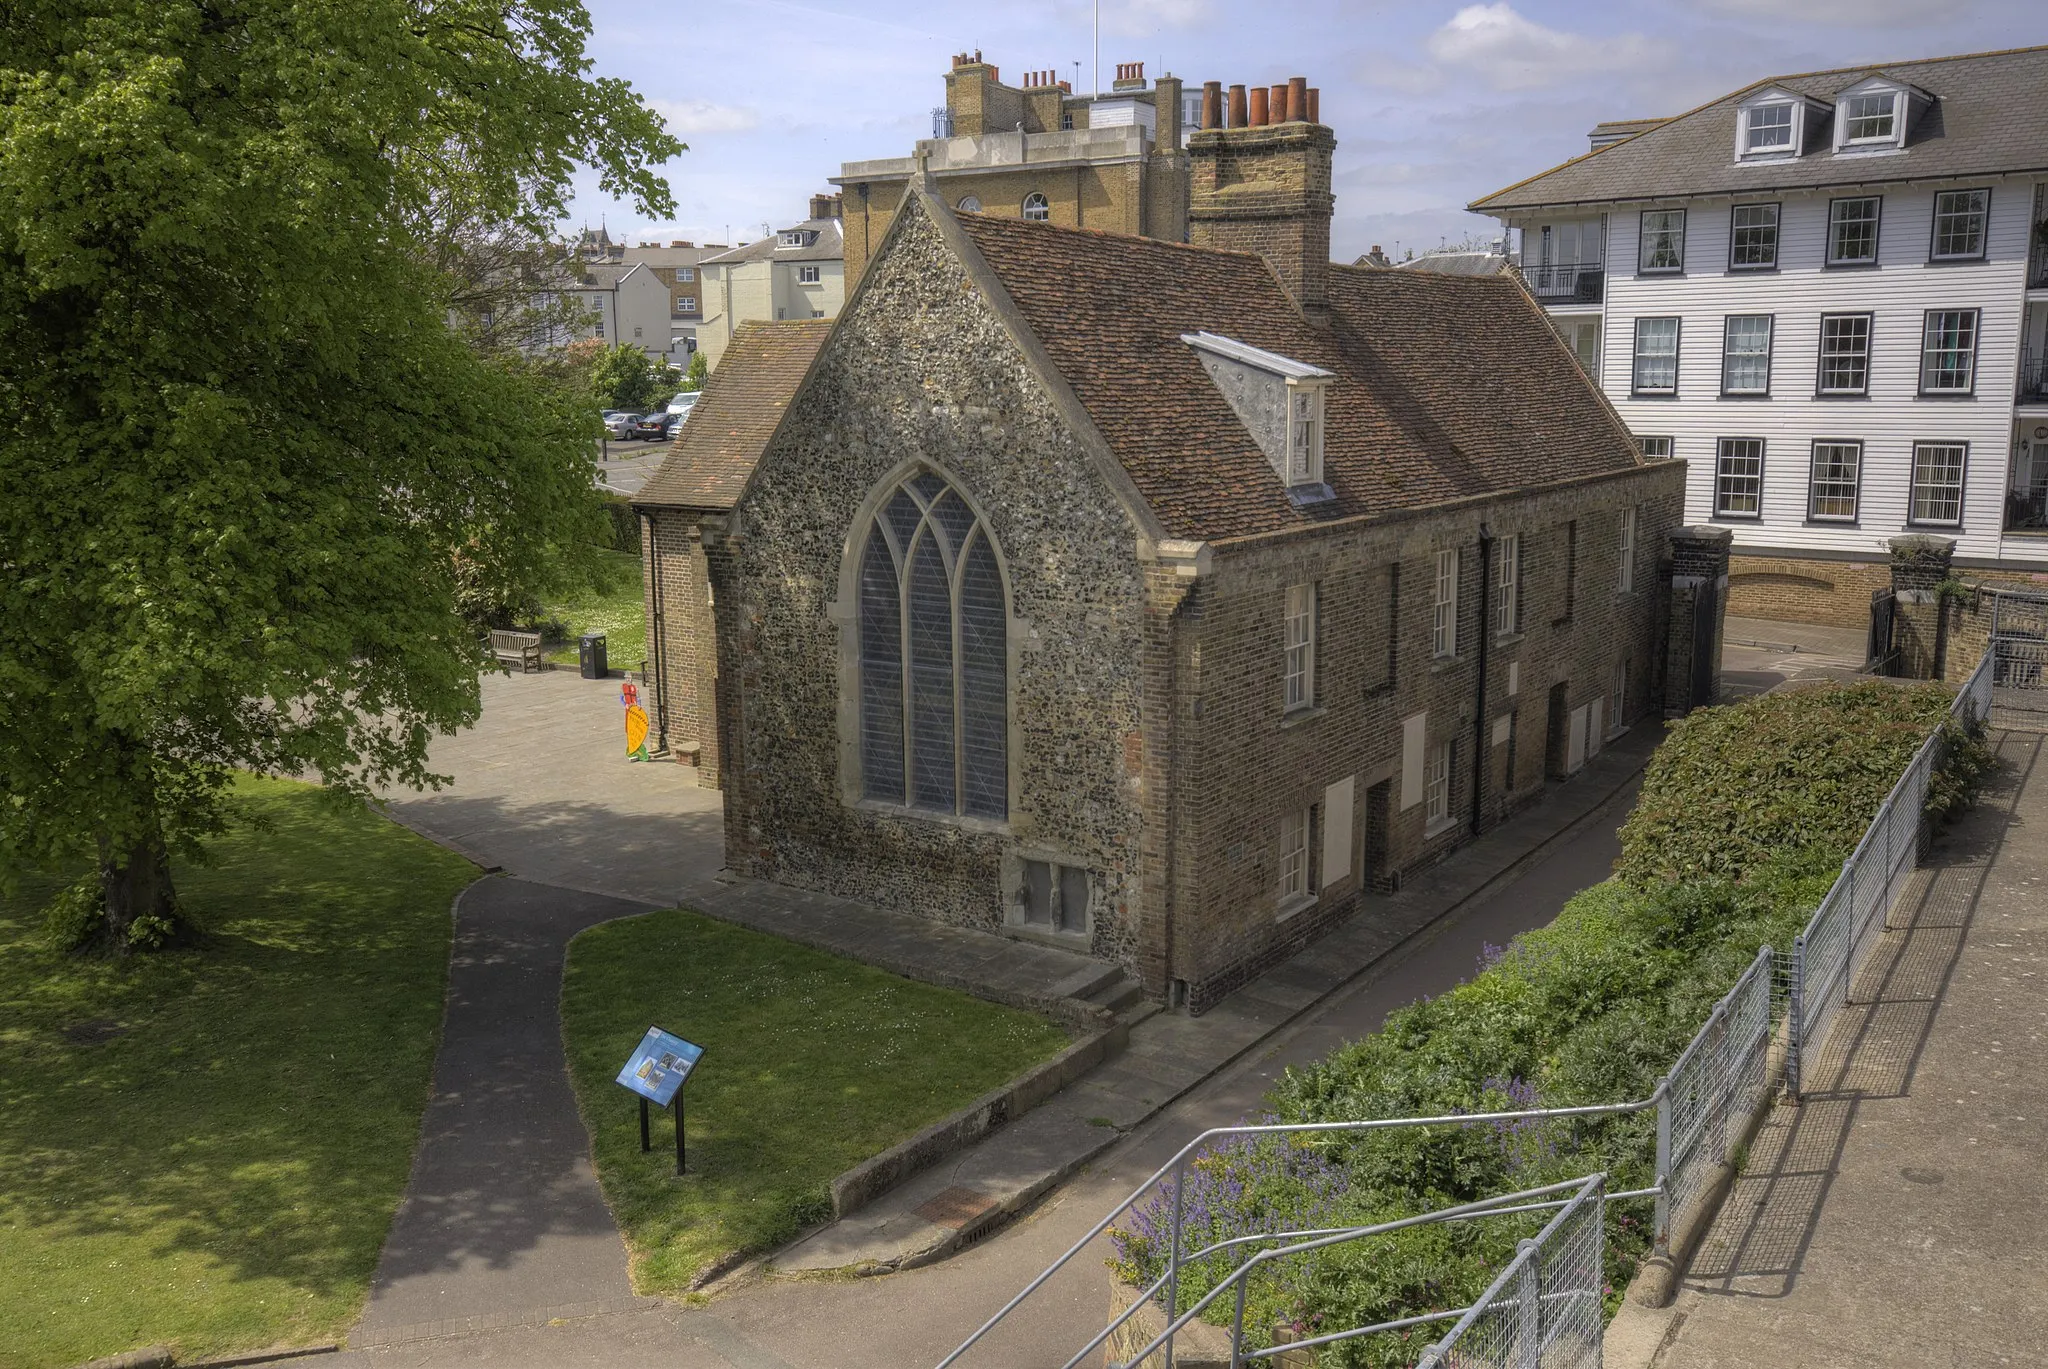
634 85 1715 1010
833 53 1226 280
693 196 846 373
1474 45 2048 628
563 226 712 363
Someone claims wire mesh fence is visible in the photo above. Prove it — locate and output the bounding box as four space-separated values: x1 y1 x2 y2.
1655 946 1776 1245
1788 651 1989 1096
1414 1175 1606 1369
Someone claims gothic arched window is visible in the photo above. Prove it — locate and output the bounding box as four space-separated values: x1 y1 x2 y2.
856 469 1009 820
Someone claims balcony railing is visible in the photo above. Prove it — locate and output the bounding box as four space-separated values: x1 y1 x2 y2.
1518 262 1604 304
2029 229 2048 289
2020 348 2048 406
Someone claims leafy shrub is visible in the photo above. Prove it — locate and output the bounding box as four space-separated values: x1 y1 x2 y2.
1615 682 1967 888
1109 685 1987 1364
41 876 105 951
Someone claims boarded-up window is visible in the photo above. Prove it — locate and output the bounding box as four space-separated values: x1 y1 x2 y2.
857 470 1009 819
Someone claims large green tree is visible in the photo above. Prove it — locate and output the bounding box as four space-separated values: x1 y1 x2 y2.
0 1 681 950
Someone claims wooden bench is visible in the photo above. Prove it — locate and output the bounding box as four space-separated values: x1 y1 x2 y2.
488 628 546 673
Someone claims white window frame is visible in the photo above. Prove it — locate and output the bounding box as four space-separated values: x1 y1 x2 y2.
1278 806 1311 905
1741 102 1793 155
1636 436 1672 460
957 195 983 213
797 264 822 284
1631 317 1680 395
1424 740 1452 827
1618 506 1637 593
1817 314 1873 395
674 295 696 313
677 267 695 282
1840 90 1898 146
1432 548 1459 659
1930 189 1990 262
1720 315 1774 396
1285 382 1326 486
1714 437 1765 518
1609 659 1629 737
1283 583 1316 712
1807 440 1862 522
1493 534 1519 637
1909 442 1967 527
1638 209 1685 274
1022 192 1051 222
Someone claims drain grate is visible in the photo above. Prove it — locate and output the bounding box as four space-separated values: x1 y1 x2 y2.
915 1185 998 1229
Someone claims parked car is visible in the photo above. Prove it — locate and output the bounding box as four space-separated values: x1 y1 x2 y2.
666 391 700 420
633 411 678 441
602 411 641 439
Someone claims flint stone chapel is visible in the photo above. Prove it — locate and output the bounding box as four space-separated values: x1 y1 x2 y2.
635 113 1700 1011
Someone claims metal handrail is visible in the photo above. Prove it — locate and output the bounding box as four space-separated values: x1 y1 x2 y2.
1114 1176 1607 1369
932 1103 1653 1369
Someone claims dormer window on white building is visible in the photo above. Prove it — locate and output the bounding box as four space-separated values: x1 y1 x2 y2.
1842 92 1895 143
1180 331 1336 503
1743 103 1791 153
1831 77 1922 154
1732 88 1819 162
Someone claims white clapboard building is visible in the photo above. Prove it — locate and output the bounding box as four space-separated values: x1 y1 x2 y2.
1473 45 2048 626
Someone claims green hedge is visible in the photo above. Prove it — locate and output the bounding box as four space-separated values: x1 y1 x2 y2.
1615 682 1982 888
1109 682 1987 1366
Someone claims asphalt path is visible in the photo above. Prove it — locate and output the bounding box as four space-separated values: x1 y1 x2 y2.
333 772 1642 1368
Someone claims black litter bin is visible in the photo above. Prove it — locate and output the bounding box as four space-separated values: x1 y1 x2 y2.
578 633 608 679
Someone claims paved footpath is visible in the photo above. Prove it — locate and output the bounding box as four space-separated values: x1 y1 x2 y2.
352 878 660 1348
1626 729 2048 1368
333 727 1653 1366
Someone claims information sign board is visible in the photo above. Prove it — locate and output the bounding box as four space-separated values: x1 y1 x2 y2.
615 1027 702 1107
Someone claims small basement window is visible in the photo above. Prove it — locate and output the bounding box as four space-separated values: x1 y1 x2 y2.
1018 859 1090 934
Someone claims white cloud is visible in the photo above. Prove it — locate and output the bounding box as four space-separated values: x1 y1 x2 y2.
1424 4 1673 93
647 98 760 136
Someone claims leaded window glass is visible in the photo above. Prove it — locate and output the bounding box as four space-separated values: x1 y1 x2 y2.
857 470 1009 819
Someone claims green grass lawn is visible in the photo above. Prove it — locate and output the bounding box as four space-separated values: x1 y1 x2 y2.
560 909 1072 1293
0 778 475 1369
540 547 646 672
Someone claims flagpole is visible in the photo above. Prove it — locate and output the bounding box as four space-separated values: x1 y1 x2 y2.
1093 0 1099 96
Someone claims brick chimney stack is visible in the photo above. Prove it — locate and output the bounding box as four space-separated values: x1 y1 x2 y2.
1187 74 1335 319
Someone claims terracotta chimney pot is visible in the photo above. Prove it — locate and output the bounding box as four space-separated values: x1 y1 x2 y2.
1307 87 1320 123
1227 83 1247 128
1248 85 1268 127
1269 84 1288 123
1201 80 1221 129
1287 76 1307 123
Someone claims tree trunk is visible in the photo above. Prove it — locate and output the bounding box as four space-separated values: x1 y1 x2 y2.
94 823 185 954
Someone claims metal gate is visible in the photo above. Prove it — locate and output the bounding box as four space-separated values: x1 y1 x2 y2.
1990 590 2048 691
1866 588 1897 675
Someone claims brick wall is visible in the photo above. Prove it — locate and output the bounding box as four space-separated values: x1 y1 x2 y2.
1187 122 1334 313
1725 553 1890 628
640 508 721 786
1169 466 1684 1010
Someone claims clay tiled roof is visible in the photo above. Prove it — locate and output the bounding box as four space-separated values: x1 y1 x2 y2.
954 213 1640 541
1473 45 2048 212
634 320 833 511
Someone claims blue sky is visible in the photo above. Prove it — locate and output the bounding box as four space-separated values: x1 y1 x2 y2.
569 0 2040 262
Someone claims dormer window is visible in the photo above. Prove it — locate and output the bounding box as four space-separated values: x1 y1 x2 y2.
1842 92 1896 143
1180 331 1336 500
1287 384 1324 485
1831 77 1921 153
1743 103 1792 153
777 230 816 249
1733 88 1816 162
